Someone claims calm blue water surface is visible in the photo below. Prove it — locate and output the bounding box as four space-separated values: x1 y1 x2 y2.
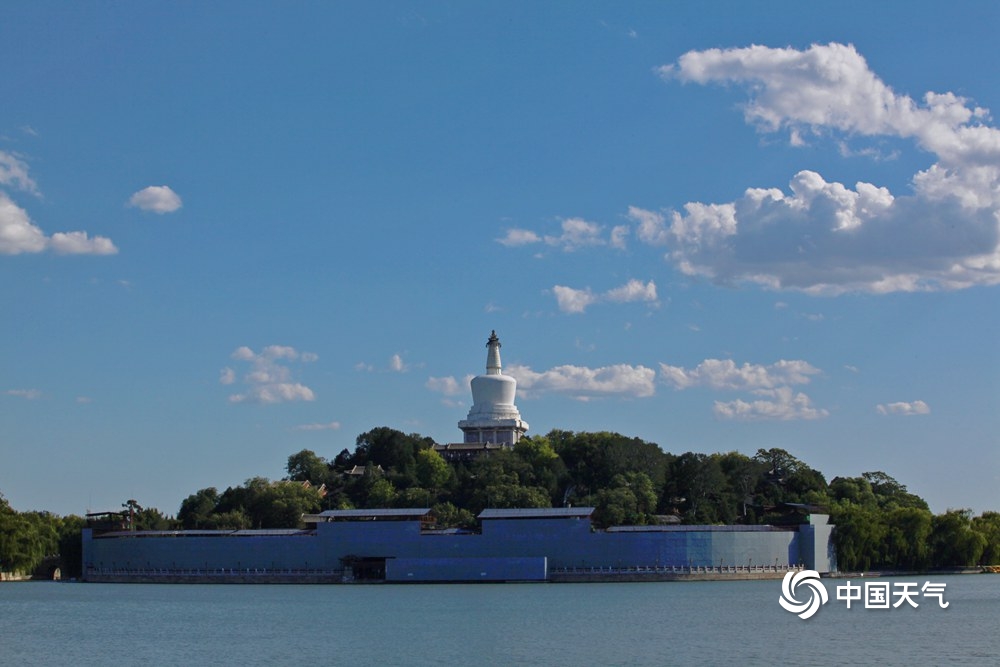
1 575 998 666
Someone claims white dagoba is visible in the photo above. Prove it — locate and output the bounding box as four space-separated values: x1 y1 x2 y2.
457 330 529 446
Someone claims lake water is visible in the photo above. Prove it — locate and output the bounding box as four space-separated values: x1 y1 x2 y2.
2 575 998 666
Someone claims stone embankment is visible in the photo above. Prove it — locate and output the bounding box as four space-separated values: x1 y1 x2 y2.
84 568 343 584
549 564 798 583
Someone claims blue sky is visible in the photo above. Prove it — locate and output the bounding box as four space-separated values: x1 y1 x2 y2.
2 2 998 517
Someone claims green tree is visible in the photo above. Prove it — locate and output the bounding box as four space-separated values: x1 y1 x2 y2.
549 430 670 506
831 504 888 571
431 502 476 529
885 507 933 570
367 478 397 508
972 512 1000 565
931 509 987 567
665 452 730 524
286 449 332 486
590 472 658 528
178 488 220 529
416 448 452 491
717 451 767 521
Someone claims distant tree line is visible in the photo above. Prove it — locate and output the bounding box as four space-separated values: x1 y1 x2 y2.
0 492 84 578
4 427 1000 575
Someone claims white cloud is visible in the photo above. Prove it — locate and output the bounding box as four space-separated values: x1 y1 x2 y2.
0 151 38 194
0 153 118 256
224 345 318 404
629 206 670 246
6 388 41 400
660 358 821 390
877 400 930 416
497 228 541 247
545 217 605 251
499 217 628 252
714 387 829 421
552 285 597 314
49 231 118 255
0 192 47 254
553 279 658 314
426 375 465 396
507 363 657 399
610 224 629 249
646 42 1000 294
389 354 407 372
357 353 417 373
294 421 342 431
128 185 183 214
661 358 826 421
606 279 658 304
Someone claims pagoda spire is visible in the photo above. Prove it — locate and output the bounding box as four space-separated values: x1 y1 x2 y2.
486 330 502 375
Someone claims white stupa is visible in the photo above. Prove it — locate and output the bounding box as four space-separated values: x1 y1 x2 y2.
456 330 529 446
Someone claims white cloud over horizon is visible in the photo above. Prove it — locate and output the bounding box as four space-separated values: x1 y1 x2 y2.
6 388 42 400
507 362 657 400
659 358 822 390
714 386 829 421
426 375 466 396
128 185 183 214
877 400 930 416
0 151 39 195
293 421 342 431
640 42 1000 295
553 279 659 314
0 152 118 256
224 344 318 404
498 217 628 253
660 358 827 421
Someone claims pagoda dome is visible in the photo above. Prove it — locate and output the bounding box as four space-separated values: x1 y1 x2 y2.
457 331 528 445
468 331 519 418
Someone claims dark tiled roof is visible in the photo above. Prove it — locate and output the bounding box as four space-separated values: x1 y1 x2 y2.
478 507 594 520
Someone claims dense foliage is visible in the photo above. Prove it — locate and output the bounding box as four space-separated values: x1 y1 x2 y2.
3 427 999 576
0 492 84 578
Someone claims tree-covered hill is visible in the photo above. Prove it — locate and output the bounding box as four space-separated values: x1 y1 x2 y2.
4 427 1000 577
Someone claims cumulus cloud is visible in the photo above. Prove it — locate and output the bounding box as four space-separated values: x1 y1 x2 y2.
0 153 118 256
294 421 342 431
6 388 41 400
49 231 118 255
507 363 657 400
659 358 821 390
498 217 626 252
357 353 418 373
660 358 827 421
545 217 605 251
128 185 183 214
497 228 541 247
877 400 930 416
0 151 39 194
645 42 1000 294
553 279 658 314
426 374 474 408
389 354 408 372
224 345 318 404
552 285 598 314
426 375 465 396
714 386 829 421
